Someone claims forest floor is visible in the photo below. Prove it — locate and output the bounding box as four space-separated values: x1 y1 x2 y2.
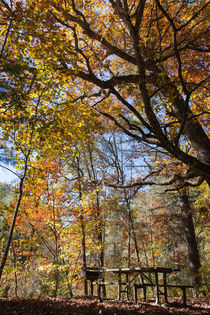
0 296 209 315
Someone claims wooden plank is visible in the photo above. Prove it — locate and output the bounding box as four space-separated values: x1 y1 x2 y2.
135 284 193 288
104 267 180 273
167 285 194 288
93 282 119 285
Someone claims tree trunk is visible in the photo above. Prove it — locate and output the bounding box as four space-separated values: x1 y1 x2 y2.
80 215 88 295
12 243 18 297
76 155 88 296
87 144 106 296
0 151 29 281
95 190 106 297
52 200 59 298
178 188 202 292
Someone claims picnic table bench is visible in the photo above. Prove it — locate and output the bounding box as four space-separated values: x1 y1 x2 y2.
134 283 194 306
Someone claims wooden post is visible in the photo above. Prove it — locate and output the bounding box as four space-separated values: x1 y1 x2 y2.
117 269 121 300
155 271 160 304
126 273 129 300
90 280 94 296
97 284 102 302
143 284 147 301
182 287 187 306
163 272 168 303
134 284 137 304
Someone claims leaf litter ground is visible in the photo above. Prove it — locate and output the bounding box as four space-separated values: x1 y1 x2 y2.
0 297 209 314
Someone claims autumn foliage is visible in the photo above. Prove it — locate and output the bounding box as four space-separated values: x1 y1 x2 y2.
0 0 209 308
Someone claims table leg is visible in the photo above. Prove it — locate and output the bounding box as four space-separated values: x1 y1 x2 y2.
97 283 102 302
155 272 160 304
126 273 129 300
143 285 146 301
163 273 168 303
182 287 187 306
117 269 121 300
134 284 137 304
90 280 94 296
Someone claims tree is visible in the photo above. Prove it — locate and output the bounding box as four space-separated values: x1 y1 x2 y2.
0 40 68 281
17 0 210 186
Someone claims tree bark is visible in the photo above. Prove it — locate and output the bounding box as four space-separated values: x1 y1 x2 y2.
52 199 59 298
80 215 88 295
178 187 202 291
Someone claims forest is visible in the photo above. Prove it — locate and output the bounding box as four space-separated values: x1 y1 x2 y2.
0 0 209 313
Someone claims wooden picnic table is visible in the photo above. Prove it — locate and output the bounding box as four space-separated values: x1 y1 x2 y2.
82 266 193 306
104 267 180 304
